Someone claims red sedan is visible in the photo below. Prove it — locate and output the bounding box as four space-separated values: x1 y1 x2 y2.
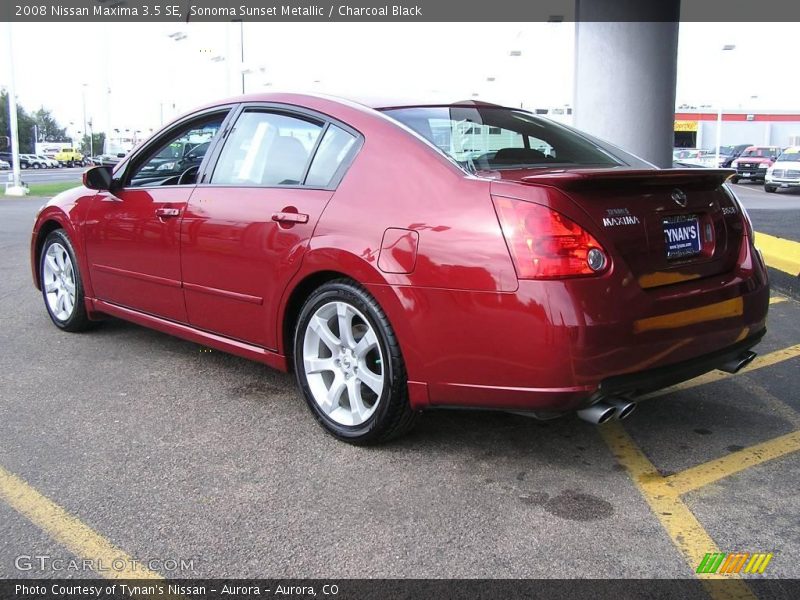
31 94 769 444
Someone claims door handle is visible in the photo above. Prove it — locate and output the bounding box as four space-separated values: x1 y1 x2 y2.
272 211 309 224
156 207 181 218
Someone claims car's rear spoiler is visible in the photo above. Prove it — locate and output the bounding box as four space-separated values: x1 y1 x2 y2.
520 168 735 191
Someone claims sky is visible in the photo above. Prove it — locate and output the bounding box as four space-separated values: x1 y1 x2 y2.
1 21 799 140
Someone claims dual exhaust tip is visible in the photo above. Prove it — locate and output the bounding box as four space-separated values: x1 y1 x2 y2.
578 350 758 425
577 398 636 425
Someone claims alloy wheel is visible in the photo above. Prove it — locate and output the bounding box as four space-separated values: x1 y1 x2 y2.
302 301 384 426
43 242 77 321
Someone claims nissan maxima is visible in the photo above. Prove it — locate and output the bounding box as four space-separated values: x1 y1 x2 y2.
31 94 769 444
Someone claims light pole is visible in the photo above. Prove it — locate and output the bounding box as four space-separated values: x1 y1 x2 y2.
87 119 93 157
237 20 245 93
4 22 26 195
715 44 736 166
82 83 88 156
167 31 188 116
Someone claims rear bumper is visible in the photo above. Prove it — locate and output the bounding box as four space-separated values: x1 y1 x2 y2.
370 239 769 413
735 169 768 179
594 328 764 400
766 178 800 188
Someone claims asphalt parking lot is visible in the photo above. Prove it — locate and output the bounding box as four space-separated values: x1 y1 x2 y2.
0 193 798 591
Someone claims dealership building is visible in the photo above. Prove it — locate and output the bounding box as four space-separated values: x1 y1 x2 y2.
673 110 800 150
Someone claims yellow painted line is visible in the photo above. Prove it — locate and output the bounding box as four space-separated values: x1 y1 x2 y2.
769 296 787 305
0 465 162 580
732 377 800 429
599 422 756 599
647 343 800 399
755 231 800 276
665 430 800 495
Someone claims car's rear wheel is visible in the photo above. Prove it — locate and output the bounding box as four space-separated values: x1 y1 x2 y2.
293 280 417 444
40 229 92 332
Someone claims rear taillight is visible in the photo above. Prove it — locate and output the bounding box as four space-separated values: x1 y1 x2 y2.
492 196 609 279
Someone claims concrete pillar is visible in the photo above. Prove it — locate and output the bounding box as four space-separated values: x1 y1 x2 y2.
574 0 680 168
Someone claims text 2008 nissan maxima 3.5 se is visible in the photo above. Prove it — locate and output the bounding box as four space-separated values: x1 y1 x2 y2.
31 94 769 444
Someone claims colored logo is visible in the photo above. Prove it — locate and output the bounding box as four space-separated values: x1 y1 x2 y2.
697 552 773 574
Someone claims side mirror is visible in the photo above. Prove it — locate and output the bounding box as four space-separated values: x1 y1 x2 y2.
83 166 113 191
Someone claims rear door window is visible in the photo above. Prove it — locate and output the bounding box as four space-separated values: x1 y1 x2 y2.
305 125 358 188
211 111 323 186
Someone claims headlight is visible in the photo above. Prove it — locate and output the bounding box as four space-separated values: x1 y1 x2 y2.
157 162 176 171
731 161 739 168
758 163 768 168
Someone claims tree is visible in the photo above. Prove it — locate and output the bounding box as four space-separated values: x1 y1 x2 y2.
32 106 69 144
1 90 75 154
0 89 37 153
80 132 105 156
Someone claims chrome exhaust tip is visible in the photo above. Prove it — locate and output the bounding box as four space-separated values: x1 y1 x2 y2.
719 350 757 374
577 402 617 425
606 397 637 420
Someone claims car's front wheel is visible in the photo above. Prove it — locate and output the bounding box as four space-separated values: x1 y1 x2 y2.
40 229 92 332
764 185 777 193
293 280 417 444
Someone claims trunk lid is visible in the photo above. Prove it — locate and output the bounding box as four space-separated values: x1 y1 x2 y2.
487 168 745 289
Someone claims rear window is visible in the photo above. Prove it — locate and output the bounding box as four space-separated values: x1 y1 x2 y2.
382 106 622 172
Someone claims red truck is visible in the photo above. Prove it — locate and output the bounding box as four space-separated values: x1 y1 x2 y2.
731 146 781 183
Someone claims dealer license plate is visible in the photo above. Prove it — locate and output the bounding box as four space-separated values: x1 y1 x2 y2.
663 216 702 259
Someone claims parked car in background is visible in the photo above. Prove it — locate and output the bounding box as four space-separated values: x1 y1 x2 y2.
717 144 752 168
0 159 10 170
0 152 32 169
731 146 781 183
53 147 84 167
672 148 716 168
35 154 60 168
21 154 48 169
764 146 800 192
30 94 768 443
92 153 125 167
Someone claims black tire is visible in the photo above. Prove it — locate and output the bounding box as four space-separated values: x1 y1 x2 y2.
764 185 777 193
40 229 93 332
730 176 739 184
293 279 417 445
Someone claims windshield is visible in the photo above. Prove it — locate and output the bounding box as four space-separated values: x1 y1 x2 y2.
741 147 779 158
776 152 800 162
382 106 623 171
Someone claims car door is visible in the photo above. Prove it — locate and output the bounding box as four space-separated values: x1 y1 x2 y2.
181 106 361 349
83 107 234 322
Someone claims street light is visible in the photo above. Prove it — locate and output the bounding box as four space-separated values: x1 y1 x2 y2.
715 44 736 166
3 22 26 195
87 119 93 157
81 83 89 156
166 31 188 117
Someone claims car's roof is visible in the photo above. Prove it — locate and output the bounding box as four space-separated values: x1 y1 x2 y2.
781 146 800 153
203 92 510 111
